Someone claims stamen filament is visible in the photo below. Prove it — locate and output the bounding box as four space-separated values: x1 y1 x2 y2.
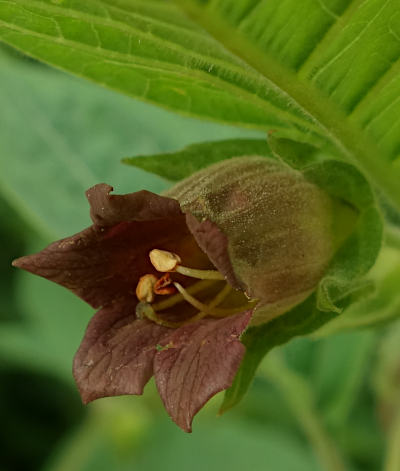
175 265 225 280
173 282 255 317
155 285 234 327
153 279 216 311
138 282 254 329
189 284 233 323
209 283 232 308
136 302 181 328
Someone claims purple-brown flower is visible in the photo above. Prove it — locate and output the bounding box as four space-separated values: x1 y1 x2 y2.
12 157 336 431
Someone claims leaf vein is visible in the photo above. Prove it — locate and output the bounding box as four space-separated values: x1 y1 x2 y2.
310 0 391 82
0 18 323 133
298 0 368 77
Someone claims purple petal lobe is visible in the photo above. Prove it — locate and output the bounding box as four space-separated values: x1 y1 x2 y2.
186 213 243 290
73 303 171 404
13 189 193 308
86 184 182 227
154 310 252 432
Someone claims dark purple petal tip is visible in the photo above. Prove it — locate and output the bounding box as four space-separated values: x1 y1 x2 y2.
154 309 252 432
86 184 183 227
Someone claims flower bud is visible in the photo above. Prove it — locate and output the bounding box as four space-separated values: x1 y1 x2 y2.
166 156 343 325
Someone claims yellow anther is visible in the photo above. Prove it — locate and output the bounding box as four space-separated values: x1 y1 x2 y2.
149 249 181 272
135 274 157 303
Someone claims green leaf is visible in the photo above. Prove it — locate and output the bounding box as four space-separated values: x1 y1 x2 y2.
316 207 382 312
314 248 400 336
0 47 259 239
303 160 376 211
0 0 320 143
1 0 399 206
302 160 383 312
123 138 273 180
267 135 323 170
222 160 383 412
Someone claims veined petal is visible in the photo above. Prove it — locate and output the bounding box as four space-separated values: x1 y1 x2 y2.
13 188 196 308
154 310 252 432
73 303 171 404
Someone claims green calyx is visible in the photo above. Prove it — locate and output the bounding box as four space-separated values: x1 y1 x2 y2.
167 156 359 325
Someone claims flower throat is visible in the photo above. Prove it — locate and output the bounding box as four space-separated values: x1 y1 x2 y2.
135 249 257 328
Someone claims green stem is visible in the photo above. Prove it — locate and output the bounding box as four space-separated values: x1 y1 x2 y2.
384 406 400 471
174 1 400 211
259 354 347 471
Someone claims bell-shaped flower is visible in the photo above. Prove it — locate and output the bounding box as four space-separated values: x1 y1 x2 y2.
13 157 337 431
